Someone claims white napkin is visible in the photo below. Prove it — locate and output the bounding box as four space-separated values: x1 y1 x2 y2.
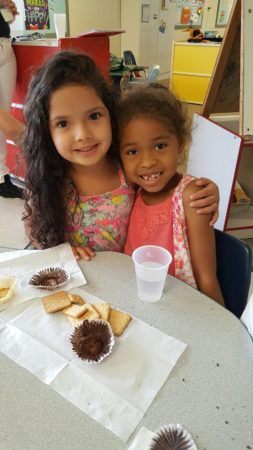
0 243 86 311
0 290 187 442
0 249 36 262
128 427 155 450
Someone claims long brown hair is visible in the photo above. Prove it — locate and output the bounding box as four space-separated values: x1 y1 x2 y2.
22 51 118 248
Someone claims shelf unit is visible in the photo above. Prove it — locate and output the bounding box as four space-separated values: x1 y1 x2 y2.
170 41 220 104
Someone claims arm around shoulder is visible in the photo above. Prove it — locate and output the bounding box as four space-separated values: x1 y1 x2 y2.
183 181 224 306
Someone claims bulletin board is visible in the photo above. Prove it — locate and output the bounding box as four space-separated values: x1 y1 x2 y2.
175 0 205 28
10 0 67 35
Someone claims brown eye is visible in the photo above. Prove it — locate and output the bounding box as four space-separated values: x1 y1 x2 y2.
126 149 138 156
155 143 167 150
90 112 102 120
57 120 68 128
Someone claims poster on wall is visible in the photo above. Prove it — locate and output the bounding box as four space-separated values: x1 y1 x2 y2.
175 0 205 28
24 0 50 30
215 0 233 27
10 0 67 35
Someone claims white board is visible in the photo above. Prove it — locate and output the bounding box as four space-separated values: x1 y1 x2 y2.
187 114 242 230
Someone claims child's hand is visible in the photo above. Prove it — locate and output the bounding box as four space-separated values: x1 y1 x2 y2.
71 245 95 261
189 178 219 226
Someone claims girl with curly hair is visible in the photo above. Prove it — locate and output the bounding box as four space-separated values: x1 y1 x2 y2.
22 50 135 260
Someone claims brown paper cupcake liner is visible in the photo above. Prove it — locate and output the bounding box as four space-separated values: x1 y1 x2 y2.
70 319 114 364
150 424 197 450
28 266 70 290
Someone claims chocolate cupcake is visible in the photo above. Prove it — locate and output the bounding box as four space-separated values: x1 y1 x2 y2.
28 266 70 290
150 424 197 450
70 319 114 364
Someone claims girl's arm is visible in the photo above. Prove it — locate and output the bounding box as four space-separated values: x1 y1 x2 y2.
190 178 219 226
183 181 224 306
0 110 24 144
24 215 95 259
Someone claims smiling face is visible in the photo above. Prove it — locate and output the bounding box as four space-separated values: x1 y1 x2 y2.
120 116 183 197
49 84 112 169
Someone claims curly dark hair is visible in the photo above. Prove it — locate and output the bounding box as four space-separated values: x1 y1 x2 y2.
22 51 119 248
117 82 192 148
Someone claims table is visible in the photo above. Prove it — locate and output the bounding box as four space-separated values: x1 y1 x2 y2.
0 250 253 450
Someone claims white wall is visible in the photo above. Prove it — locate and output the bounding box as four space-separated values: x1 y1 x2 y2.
121 0 141 60
128 0 176 76
68 0 121 55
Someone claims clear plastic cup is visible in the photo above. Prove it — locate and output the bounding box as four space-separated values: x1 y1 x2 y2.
132 245 172 303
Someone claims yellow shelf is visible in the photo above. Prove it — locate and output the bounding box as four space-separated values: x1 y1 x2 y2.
171 74 211 104
170 42 220 104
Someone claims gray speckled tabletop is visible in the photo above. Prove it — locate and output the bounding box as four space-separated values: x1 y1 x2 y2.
0 250 253 450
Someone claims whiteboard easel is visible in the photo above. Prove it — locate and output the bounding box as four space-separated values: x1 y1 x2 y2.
187 114 242 230
199 0 253 237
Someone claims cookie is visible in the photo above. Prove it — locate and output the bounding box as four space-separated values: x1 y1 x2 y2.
68 293 85 305
93 303 110 321
63 303 88 318
67 303 100 327
42 291 71 313
108 308 132 336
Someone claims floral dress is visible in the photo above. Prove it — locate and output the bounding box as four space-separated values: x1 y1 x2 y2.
172 175 197 288
65 168 135 252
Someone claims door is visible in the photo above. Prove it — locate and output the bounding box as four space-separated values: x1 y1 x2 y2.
139 0 176 77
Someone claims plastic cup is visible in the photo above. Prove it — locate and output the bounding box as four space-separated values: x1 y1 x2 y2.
53 13 66 40
132 245 172 303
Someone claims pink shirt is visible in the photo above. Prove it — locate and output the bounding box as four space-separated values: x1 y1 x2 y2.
124 191 175 276
124 175 197 288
